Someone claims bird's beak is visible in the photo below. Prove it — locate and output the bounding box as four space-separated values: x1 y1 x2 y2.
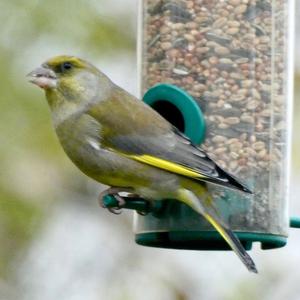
27 66 57 89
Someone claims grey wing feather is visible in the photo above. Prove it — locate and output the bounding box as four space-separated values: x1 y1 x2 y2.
107 126 252 193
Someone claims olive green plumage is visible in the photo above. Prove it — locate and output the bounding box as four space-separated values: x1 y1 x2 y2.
28 55 257 273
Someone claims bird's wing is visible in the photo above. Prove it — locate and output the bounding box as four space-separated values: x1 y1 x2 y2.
108 127 250 192
87 87 251 193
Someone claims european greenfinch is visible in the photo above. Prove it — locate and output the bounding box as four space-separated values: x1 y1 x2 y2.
27 55 257 273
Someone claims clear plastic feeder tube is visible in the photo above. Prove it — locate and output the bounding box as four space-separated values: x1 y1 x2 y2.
135 0 294 245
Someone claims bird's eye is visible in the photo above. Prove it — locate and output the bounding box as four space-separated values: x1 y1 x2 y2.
61 62 73 72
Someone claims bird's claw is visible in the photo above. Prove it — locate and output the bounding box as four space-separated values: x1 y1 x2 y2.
98 187 152 215
99 187 132 215
104 194 126 214
107 207 122 214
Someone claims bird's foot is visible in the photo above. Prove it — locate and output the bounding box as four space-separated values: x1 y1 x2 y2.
99 187 133 214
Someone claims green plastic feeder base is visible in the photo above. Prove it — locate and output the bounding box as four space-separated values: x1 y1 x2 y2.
135 231 287 251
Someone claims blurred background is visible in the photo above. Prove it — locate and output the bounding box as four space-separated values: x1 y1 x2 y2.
0 1 299 299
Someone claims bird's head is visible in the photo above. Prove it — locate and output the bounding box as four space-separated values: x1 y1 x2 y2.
27 55 111 110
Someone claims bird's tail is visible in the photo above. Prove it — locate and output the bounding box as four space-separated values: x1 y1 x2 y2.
178 183 258 273
204 213 258 273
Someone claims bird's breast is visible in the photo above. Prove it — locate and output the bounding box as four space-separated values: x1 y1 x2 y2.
54 114 104 172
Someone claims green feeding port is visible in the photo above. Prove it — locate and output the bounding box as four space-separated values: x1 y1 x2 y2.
143 84 206 145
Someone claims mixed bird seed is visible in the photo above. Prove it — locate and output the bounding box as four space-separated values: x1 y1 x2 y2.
140 0 290 234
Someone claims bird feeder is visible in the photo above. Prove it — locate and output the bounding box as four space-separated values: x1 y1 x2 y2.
105 0 300 250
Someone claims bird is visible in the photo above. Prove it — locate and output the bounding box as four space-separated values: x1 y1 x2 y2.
27 55 257 273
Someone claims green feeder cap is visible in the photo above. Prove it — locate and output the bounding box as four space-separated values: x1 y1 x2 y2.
143 83 206 145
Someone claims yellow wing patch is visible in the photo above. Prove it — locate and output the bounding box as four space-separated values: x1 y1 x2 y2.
126 154 207 179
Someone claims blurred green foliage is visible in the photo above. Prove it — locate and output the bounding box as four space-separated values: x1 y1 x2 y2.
0 0 135 278
0 190 43 276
